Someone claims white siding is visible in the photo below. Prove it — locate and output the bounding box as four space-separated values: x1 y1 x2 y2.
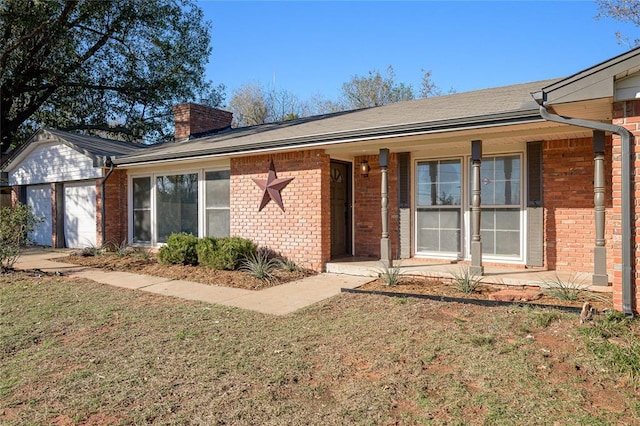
9 142 102 186
64 183 97 248
27 185 53 246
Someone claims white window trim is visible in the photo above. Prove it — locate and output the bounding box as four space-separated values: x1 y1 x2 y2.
412 151 527 264
462 152 525 264
130 176 153 246
201 167 231 239
128 167 230 246
413 156 464 260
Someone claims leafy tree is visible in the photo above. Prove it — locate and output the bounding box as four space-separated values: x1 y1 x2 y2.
0 0 220 153
597 0 640 46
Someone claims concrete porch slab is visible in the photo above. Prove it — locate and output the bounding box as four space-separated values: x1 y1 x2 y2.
325 258 613 293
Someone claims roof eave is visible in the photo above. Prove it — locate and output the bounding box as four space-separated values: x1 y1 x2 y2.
1 128 109 172
113 109 543 166
542 47 640 105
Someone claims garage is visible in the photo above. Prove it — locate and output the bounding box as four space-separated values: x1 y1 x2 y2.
2 129 140 249
26 185 53 246
64 183 97 248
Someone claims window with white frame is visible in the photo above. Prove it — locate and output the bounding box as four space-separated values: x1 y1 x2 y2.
415 159 462 254
156 173 198 243
473 155 521 257
130 170 230 245
205 170 230 238
132 177 151 243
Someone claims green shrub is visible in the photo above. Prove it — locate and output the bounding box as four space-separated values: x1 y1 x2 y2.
0 202 40 271
158 233 199 265
196 237 218 267
197 237 257 270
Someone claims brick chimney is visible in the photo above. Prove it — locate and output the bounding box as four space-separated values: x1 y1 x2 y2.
173 103 233 141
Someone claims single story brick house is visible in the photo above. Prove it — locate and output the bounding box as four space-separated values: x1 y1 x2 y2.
3 47 640 314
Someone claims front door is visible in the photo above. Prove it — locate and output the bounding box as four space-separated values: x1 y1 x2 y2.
330 161 351 257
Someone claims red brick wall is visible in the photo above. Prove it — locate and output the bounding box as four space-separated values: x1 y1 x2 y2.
174 103 233 140
353 153 399 258
98 169 128 247
542 137 614 275
230 150 330 271
612 100 640 312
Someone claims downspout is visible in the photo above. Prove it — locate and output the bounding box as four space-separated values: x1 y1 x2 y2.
101 157 115 247
532 91 634 315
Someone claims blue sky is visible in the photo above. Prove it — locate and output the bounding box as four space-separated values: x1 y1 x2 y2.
198 1 638 104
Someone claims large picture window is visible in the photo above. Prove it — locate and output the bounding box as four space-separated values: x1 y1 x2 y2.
416 159 462 255
131 170 230 245
156 173 198 243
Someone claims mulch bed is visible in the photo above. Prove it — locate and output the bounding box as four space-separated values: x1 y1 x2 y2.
58 254 316 291
356 276 613 312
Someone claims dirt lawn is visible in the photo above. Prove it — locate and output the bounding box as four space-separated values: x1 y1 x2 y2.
1 270 639 425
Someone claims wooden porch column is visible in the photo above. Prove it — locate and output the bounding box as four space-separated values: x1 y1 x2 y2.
593 130 608 286
470 140 484 275
380 148 392 267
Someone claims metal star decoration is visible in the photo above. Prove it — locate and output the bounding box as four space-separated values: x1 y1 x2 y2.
252 160 294 212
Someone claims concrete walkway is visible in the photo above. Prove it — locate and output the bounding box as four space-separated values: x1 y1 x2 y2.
12 250 372 316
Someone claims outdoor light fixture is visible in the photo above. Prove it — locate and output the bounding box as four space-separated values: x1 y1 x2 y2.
360 160 370 177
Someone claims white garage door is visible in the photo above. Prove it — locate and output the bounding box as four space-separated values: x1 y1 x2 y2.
64 183 97 248
27 185 53 246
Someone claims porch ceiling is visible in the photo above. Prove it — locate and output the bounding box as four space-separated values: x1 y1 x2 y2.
323 120 592 157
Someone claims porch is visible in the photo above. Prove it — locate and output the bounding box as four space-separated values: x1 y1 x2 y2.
325 257 613 293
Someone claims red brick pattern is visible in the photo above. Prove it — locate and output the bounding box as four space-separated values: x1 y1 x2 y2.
173 103 233 140
99 169 128 246
230 150 330 271
353 153 399 258
542 137 614 274
612 100 640 312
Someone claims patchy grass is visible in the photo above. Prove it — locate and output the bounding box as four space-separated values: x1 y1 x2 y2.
1 272 638 425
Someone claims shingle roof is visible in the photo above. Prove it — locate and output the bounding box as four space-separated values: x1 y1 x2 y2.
113 78 560 165
1 128 149 170
43 128 147 159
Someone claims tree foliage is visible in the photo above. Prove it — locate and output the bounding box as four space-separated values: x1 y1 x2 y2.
228 83 269 127
0 0 219 153
228 66 448 128
597 0 640 46
341 66 414 110
340 66 445 110
0 202 40 270
228 83 305 127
